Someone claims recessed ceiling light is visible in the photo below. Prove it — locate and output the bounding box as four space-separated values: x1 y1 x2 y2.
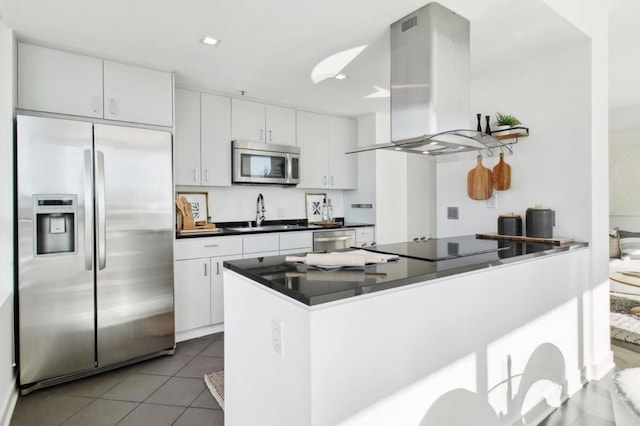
201 36 221 46
334 74 347 80
429 142 438 145
422 151 431 155
311 45 367 84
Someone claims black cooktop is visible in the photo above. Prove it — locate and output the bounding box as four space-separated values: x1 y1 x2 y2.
364 235 508 261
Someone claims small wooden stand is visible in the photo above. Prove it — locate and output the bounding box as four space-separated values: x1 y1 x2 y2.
476 232 573 246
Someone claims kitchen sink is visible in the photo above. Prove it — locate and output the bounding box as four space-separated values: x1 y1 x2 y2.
225 224 308 232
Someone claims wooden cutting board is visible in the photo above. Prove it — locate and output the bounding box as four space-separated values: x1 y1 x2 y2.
492 153 511 190
467 155 493 200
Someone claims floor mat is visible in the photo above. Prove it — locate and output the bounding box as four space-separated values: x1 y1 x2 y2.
611 294 640 345
204 370 225 411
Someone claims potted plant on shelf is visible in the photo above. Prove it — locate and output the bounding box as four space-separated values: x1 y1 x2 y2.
493 113 522 136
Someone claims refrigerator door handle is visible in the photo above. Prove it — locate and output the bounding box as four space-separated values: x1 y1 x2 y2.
83 149 93 271
96 150 107 270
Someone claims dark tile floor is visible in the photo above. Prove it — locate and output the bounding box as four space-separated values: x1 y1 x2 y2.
10 333 224 426
9 334 640 425
540 340 640 426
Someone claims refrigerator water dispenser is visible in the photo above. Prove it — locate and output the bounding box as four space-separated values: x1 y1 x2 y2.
34 195 77 255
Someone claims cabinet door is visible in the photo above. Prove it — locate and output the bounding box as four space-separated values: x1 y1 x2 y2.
174 258 211 332
103 61 173 126
201 93 232 186
18 43 103 118
265 104 296 146
210 255 238 325
355 227 375 247
231 98 265 142
174 89 201 185
296 111 329 188
328 116 357 189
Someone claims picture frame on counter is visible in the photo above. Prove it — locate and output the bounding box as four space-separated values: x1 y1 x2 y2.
176 191 209 223
305 192 326 223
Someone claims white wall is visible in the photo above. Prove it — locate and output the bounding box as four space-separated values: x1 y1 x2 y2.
0 18 16 426
343 114 377 225
437 41 592 240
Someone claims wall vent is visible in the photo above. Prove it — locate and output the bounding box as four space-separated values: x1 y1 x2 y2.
401 15 417 32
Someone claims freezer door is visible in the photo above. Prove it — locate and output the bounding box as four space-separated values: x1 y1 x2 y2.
16 115 95 385
94 124 174 367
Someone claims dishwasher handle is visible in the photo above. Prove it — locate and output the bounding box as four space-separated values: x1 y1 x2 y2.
314 236 352 242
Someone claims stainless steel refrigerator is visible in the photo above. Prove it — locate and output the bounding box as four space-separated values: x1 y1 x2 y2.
16 114 175 393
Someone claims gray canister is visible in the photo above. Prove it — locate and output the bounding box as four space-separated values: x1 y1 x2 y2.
497 214 522 236
525 206 555 238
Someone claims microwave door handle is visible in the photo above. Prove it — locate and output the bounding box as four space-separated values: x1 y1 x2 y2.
96 150 107 270
287 154 292 183
83 149 93 271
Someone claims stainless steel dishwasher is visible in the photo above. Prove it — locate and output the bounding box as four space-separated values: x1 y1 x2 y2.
313 229 356 252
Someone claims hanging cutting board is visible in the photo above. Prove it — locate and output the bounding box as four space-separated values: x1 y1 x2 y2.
467 155 493 200
492 153 511 190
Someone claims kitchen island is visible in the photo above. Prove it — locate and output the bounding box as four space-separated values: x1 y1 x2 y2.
223 236 591 425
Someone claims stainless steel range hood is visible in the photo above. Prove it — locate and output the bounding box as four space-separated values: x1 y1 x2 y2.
349 2 495 156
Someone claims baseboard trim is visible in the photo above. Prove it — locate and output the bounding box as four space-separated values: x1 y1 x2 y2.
0 378 18 426
588 349 615 380
176 323 224 342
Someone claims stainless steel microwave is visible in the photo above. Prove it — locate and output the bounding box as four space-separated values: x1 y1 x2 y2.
232 140 300 185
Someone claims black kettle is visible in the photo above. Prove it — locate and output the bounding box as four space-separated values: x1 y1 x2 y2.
525 206 555 238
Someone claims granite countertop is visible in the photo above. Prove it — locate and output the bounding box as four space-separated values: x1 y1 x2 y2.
175 218 374 239
223 235 588 306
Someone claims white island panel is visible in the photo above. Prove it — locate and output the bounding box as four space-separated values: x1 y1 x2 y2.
224 247 605 426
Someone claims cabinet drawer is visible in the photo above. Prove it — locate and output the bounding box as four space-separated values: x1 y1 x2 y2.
355 227 375 245
279 248 311 256
280 232 313 251
175 236 242 260
243 234 279 254
242 250 280 259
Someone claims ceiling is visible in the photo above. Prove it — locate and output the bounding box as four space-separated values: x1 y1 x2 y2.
0 0 633 117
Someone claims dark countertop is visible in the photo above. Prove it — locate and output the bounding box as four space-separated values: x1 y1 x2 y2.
223 235 588 307
175 218 374 239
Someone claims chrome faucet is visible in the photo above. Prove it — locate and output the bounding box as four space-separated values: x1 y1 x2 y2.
256 193 266 227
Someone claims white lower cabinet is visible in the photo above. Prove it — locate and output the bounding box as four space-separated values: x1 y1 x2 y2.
174 258 211 332
173 231 311 334
355 226 376 247
174 237 242 333
174 254 238 332
210 255 238 325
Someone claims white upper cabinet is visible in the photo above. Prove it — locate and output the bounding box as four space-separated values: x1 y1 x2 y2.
174 88 201 185
174 89 231 187
17 43 173 127
328 116 357 189
232 99 295 145
18 43 103 118
201 93 231 186
265 104 296 145
103 61 173 127
296 111 329 188
296 111 357 189
232 99 265 142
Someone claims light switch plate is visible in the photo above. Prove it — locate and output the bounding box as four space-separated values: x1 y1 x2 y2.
487 194 497 209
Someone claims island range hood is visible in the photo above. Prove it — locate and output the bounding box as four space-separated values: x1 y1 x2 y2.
350 2 495 156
